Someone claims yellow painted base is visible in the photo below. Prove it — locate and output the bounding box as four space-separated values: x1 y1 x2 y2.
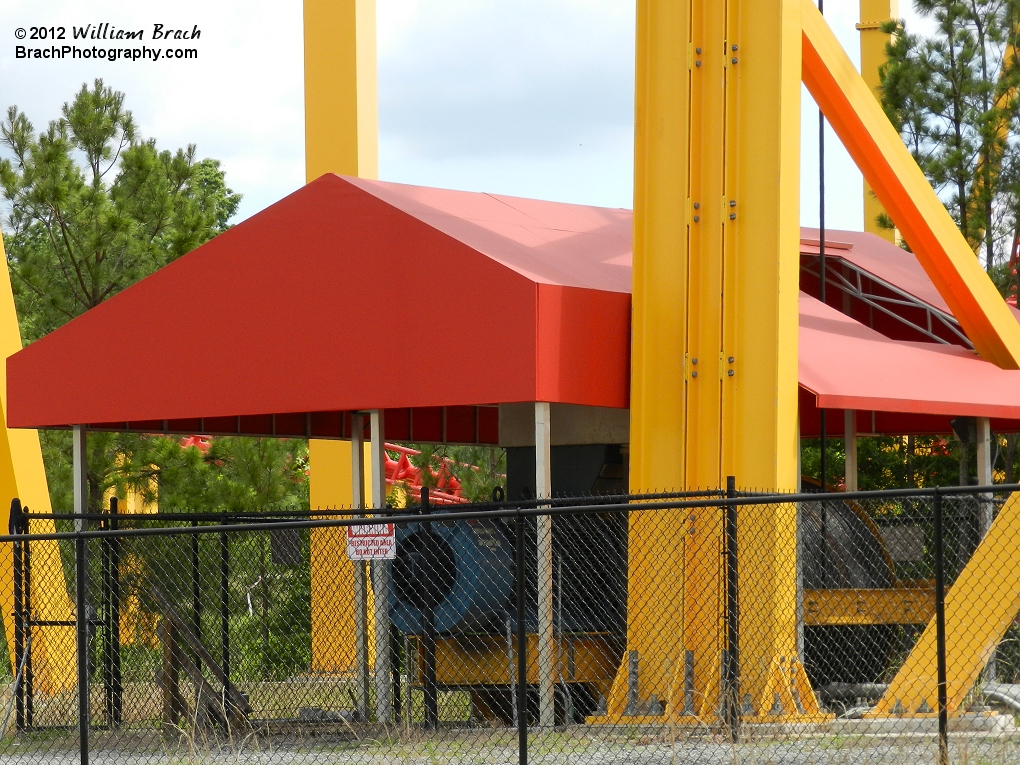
407 634 619 695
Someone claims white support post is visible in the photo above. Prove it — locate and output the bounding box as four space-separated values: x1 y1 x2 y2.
351 412 370 721
535 401 555 726
976 416 996 680
976 416 994 541
72 425 90 744
73 425 88 533
844 410 858 493
976 416 993 496
370 409 391 723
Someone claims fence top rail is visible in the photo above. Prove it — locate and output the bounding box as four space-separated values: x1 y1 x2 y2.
14 488 727 523
2 483 1014 544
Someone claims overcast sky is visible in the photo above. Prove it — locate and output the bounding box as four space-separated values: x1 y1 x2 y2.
0 0 928 231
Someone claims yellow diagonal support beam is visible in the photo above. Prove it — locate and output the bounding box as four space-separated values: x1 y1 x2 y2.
871 493 1020 717
802 0 1020 369
0 230 76 692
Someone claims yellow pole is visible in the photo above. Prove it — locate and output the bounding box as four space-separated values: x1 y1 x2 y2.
609 0 809 722
304 0 378 183
723 0 804 714
0 230 76 692
858 0 898 242
304 0 378 674
614 0 691 716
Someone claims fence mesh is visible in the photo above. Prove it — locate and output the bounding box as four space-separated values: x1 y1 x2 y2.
1 487 1019 763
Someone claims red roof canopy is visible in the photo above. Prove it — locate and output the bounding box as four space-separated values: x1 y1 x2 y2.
7 175 1020 439
6 174 630 438
799 294 1020 436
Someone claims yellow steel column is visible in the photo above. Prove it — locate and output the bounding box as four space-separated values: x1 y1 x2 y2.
304 0 378 674
682 0 727 717
304 0 378 182
721 0 805 716
608 0 811 723
611 0 692 717
0 230 75 691
858 0 898 241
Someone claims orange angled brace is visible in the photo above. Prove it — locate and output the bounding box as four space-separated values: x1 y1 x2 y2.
801 0 1020 369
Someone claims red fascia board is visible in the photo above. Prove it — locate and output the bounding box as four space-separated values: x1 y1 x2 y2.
797 389 1020 437
82 404 502 444
535 284 630 408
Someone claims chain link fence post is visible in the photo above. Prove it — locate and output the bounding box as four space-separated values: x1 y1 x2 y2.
514 505 528 765
10 498 26 735
934 487 949 765
723 475 740 741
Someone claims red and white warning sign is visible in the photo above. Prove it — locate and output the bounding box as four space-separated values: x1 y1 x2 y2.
346 523 396 560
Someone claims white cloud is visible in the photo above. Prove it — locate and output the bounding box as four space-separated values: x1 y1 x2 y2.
0 0 305 220
0 0 937 228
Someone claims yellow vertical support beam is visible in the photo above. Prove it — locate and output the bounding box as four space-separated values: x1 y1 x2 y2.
309 440 355 673
614 0 692 715
304 0 378 674
309 440 376 673
721 0 804 713
682 0 727 716
858 0 898 242
613 0 806 721
304 0 378 183
0 231 75 691
721 0 802 495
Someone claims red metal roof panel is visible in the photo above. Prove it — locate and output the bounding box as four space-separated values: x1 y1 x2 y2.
799 292 1020 419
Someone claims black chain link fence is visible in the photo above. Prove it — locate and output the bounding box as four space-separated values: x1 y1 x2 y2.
1 485 1020 763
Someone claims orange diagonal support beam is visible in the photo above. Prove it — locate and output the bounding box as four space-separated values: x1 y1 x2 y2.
801 0 1020 369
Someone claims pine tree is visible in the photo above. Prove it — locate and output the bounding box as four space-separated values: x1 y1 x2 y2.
0 79 241 342
880 0 1020 275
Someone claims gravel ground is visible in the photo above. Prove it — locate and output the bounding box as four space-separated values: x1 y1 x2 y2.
1 729 1018 764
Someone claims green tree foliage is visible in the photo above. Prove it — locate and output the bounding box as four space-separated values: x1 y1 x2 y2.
803 435 962 491
0 79 240 342
0 84 312 677
880 1 1020 274
0 80 245 514
401 444 506 503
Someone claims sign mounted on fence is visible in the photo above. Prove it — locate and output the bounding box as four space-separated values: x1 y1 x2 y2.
346 523 396 560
